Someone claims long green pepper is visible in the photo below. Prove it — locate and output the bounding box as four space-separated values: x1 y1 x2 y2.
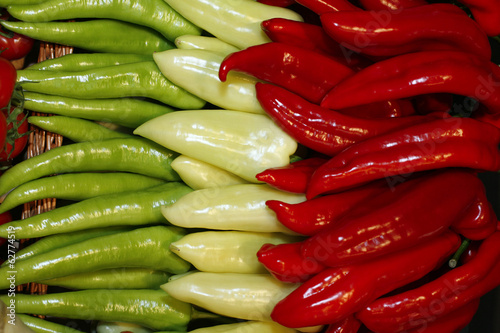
27 53 153 72
15 314 85 333
7 0 202 41
17 61 205 109
0 20 175 55
0 225 190 288
0 137 180 196
28 116 133 143
0 289 193 331
0 172 166 213
21 92 174 128
0 182 192 239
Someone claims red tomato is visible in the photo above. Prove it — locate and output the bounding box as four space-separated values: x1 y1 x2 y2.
0 106 28 161
0 111 6 152
0 56 16 109
0 10 34 61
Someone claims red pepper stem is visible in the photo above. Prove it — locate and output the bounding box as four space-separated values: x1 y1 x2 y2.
449 238 472 268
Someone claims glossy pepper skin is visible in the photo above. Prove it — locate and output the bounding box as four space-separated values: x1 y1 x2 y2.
256 82 442 156
257 242 325 283
320 4 491 60
295 0 361 14
219 42 355 104
402 298 480 333
306 117 500 197
265 180 386 235
451 185 498 240
256 157 327 193
301 169 482 267
261 18 372 71
357 231 500 333
270 231 461 328
321 50 500 114
357 0 427 10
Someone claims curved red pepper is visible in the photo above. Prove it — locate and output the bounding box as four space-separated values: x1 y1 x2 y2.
255 83 440 156
320 51 500 114
455 0 500 36
295 0 361 14
403 298 480 333
301 169 482 267
306 117 500 198
325 315 362 333
256 242 325 283
256 157 327 193
320 4 491 60
356 231 500 333
358 0 427 10
451 187 498 240
261 18 373 71
266 180 387 236
270 231 461 328
219 43 355 104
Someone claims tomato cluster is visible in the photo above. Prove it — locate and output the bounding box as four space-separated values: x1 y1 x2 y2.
0 9 32 164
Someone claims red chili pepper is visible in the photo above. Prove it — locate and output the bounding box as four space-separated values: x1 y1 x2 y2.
261 18 372 71
306 117 500 198
455 0 500 36
270 230 461 328
320 4 490 60
255 83 441 156
357 231 500 333
402 298 480 333
358 0 427 10
325 315 362 333
219 43 355 104
257 242 325 283
301 169 482 267
257 0 295 6
451 186 498 240
321 50 500 115
256 157 327 193
295 0 361 14
266 180 386 235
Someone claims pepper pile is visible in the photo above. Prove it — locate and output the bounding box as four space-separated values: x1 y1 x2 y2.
0 0 498 332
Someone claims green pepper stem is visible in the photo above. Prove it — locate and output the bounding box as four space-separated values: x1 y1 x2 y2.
449 238 471 268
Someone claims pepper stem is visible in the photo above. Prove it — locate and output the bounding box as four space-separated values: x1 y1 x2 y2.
448 238 471 268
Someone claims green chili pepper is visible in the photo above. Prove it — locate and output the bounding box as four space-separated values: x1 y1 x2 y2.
0 182 192 239
0 225 190 288
153 49 262 113
161 184 304 233
164 0 303 49
7 0 201 42
134 110 297 182
171 155 248 190
0 172 165 214
0 289 194 331
188 321 300 333
96 321 153 333
0 137 180 196
15 314 84 333
28 116 132 143
174 35 240 57
5 226 135 264
17 61 205 109
161 272 299 323
0 20 175 55
39 268 171 290
27 53 153 72
170 231 302 274
21 92 174 128
0 0 45 6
